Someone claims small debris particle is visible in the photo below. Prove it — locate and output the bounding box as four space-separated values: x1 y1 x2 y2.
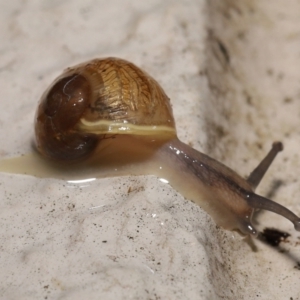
260 228 290 247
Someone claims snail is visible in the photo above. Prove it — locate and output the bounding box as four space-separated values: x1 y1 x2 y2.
2 57 300 237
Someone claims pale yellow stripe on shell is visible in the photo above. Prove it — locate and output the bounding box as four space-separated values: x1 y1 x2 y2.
77 118 176 137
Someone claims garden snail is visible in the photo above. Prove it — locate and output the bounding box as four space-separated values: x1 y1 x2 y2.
2 57 300 237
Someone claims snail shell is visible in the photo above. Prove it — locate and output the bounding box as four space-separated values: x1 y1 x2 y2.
35 58 176 162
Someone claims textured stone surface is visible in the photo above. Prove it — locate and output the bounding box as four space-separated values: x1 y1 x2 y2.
0 1 300 299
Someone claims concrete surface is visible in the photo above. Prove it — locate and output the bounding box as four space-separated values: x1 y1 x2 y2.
0 1 300 299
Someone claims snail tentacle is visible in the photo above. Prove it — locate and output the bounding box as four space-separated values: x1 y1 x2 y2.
246 193 300 231
247 142 283 190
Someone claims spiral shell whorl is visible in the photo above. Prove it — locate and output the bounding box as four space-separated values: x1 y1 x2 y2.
77 58 176 137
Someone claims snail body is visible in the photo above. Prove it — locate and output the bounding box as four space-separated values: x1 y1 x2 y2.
2 57 300 236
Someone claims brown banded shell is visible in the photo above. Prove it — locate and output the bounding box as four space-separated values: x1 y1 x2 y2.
35 58 177 162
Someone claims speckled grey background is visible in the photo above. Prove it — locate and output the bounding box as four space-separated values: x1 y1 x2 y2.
0 1 300 299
